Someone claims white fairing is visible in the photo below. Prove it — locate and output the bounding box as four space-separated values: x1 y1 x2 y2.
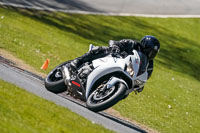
85 50 148 99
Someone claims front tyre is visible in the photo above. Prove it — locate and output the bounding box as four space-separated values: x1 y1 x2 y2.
86 82 127 112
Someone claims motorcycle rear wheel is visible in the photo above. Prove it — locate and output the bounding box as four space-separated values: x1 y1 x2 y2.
86 82 126 112
44 61 70 93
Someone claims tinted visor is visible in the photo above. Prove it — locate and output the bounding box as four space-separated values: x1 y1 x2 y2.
146 48 158 59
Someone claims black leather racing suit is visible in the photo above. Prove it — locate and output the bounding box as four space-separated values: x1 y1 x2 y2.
72 39 154 79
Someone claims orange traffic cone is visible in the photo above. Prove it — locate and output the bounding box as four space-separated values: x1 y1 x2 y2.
41 59 50 70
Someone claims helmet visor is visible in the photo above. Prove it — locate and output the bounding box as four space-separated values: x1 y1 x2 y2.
148 49 158 59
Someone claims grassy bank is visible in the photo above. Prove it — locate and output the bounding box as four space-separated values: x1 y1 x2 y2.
0 80 114 133
0 6 200 132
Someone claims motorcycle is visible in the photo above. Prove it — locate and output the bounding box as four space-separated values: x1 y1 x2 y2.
44 45 148 112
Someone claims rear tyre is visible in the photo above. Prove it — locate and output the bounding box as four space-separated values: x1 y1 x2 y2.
44 61 70 94
86 82 127 112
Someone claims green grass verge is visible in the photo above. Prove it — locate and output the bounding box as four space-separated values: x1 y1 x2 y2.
0 6 200 133
0 80 114 133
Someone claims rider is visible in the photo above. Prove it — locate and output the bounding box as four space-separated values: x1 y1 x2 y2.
69 35 160 92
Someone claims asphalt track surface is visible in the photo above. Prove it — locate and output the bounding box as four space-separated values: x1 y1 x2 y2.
0 59 148 133
0 0 200 16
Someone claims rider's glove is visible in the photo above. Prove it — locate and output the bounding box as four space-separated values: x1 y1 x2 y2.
111 46 120 54
111 47 120 57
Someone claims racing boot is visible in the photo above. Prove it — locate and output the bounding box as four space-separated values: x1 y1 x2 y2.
70 57 83 71
70 46 109 71
69 50 93 71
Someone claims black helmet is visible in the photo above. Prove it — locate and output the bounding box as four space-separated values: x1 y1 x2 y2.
140 35 160 60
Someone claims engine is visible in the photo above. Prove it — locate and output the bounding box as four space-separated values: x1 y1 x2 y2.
77 64 93 87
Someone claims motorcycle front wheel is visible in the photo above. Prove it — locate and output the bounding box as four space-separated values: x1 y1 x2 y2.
86 82 127 112
44 61 70 94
